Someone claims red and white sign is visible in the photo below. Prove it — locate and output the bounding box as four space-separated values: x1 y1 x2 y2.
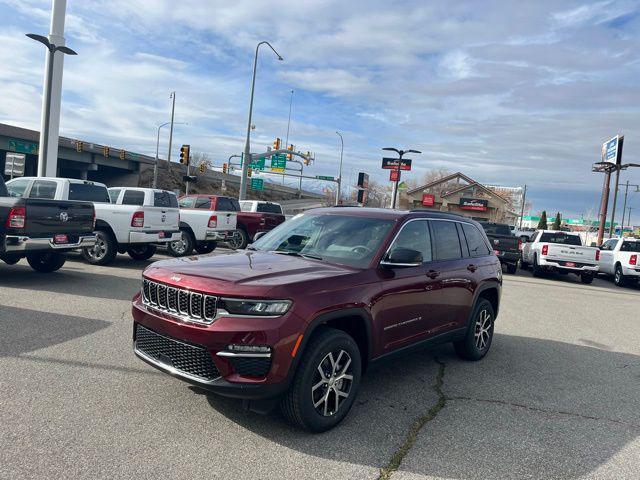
459 198 488 211
390 170 400 182
422 194 435 206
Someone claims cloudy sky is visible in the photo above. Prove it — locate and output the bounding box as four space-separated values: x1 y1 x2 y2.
1 0 639 222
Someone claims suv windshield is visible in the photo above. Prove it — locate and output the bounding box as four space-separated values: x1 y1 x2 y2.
251 213 394 268
539 232 582 246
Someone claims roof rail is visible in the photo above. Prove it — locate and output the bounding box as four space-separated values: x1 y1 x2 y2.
409 209 465 218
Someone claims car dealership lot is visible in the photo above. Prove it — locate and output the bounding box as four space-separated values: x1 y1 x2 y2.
1 255 639 480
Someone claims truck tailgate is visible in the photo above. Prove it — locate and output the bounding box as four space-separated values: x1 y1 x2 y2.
547 245 597 264
489 234 519 253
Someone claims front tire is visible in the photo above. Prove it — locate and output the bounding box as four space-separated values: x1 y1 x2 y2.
614 265 626 287
127 244 157 260
227 229 249 250
506 262 517 274
82 229 118 265
26 252 66 273
532 254 543 277
281 328 362 432
167 230 195 257
454 298 495 361
195 242 216 254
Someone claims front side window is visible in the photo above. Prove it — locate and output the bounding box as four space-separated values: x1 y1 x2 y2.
122 190 145 206
194 198 211 209
179 197 195 208
252 213 394 268
5 178 30 197
387 220 432 263
431 220 463 260
462 223 491 257
215 197 233 211
108 189 121 204
28 180 57 199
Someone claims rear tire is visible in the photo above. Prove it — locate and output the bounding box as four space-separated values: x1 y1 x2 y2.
26 252 66 273
127 244 157 261
167 230 195 257
581 273 594 284
614 265 626 287
454 298 495 361
281 328 361 432
506 263 517 274
532 255 543 277
82 229 118 265
195 242 216 254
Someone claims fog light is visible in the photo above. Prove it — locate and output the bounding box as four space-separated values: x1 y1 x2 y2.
227 344 272 354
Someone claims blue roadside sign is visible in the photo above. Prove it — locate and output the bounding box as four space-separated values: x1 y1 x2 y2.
602 135 619 165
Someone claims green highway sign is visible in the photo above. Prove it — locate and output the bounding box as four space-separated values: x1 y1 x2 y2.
270 154 287 170
250 157 265 170
9 138 38 155
250 178 264 190
316 175 335 181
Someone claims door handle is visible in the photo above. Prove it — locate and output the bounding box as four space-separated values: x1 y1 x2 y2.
426 270 440 279
467 264 477 272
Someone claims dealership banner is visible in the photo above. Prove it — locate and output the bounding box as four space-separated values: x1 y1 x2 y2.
459 198 488 211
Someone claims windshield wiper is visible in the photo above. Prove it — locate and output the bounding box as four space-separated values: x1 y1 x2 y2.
271 251 323 260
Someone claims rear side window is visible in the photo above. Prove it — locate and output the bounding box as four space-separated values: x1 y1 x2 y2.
195 197 212 209
620 241 640 253
389 220 432 263
154 191 178 208
179 197 195 208
431 220 462 260
108 189 121 204
68 183 110 203
240 201 252 212
539 232 581 246
216 197 237 211
462 223 491 257
28 180 57 199
257 203 283 214
122 190 145 206
230 199 241 211
6 178 30 197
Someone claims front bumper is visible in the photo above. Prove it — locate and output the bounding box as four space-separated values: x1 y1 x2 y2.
129 230 181 244
3 234 96 253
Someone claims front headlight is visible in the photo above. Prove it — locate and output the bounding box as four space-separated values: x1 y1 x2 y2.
222 299 292 316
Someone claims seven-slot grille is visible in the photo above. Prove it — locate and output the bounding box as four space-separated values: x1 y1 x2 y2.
135 324 220 381
142 278 217 324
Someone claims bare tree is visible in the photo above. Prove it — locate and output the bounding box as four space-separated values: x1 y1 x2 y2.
190 151 214 169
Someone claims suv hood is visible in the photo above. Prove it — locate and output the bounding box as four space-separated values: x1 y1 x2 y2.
143 250 358 294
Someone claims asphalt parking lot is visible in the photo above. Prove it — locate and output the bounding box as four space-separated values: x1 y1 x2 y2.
1 252 639 480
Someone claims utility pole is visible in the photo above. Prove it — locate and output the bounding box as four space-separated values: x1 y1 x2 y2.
619 181 640 233
335 131 344 205
596 167 613 245
284 89 293 186
167 92 176 164
519 184 527 229
608 164 622 237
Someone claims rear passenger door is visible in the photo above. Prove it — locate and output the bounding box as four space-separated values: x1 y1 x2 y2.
214 197 238 230
149 191 180 231
428 220 476 332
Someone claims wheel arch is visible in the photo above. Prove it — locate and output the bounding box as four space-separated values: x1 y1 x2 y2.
94 219 116 239
473 282 500 320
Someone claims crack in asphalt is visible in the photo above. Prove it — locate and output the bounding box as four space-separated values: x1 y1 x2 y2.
448 395 640 430
377 358 446 480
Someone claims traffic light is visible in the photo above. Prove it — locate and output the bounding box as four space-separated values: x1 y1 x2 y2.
179 144 190 165
199 163 206 174
222 163 228 174
103 146 110 157
119 149 126 160
273 137 281 151
287 144 294 160
304 151 311 166
76 141 83 152
247 167 252 178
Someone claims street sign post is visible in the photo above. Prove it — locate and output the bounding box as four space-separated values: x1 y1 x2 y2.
4 152 26 179
602 135 622 165
250 157 265 170
250 178 264 190
270 154 287 172
382 158 412 170
316 175 335 181
390 169 400 182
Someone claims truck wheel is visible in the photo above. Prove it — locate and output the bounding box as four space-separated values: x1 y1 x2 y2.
195 242 216 254
82 229 118 265
454 298 495 361
614 265 627 287
581 273 594 284
227 229 249 250
532 255 543 277
26 252 66 273
281 328 362 432
506 263 517 274
167 230 194 257
1 255 21 265
127 244 157 261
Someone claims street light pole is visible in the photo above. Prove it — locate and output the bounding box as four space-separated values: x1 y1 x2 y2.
335 131 344 205
284 89 294 186
26 32 77 177
383 147 421 209
519 185 527 229
153 121 187 188
240 41 283 201
167 92 176 163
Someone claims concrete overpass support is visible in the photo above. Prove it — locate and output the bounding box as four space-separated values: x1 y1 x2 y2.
38 0 67 177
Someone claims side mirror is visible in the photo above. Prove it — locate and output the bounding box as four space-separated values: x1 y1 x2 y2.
253 231 267 242
381 247 423 267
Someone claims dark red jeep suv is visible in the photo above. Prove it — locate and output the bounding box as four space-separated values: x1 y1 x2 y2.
132 207 501 431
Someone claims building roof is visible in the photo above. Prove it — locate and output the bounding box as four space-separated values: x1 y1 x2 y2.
406 171 509 203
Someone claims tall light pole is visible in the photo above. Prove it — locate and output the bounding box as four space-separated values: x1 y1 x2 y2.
335 131 344 205
240 41 283 201
283 89 294 185
383 147 421 209
519 184 527 229
167 92 176 163
26 30 76 177
153 121 187 188
619 181 640 233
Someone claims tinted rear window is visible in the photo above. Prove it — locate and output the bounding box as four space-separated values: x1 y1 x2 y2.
154 191 178 208
122 190 145 206
257 203 283 214
29 180 57 199
620 241 640 253
539 232 582 246
480 223 511 236
69 183 110 203
431 220 463 260
462 223 491 257
216 197 239 211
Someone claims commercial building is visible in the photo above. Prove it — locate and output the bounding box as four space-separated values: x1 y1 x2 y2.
404 172 518 223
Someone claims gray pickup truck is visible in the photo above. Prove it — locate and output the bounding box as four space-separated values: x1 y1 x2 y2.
479 221 521 274
0 176 96 272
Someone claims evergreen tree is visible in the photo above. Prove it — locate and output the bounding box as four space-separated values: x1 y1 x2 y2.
552 212 562 230
537 211 548 229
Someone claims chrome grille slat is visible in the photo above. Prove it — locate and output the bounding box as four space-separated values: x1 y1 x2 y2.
141 278 216 325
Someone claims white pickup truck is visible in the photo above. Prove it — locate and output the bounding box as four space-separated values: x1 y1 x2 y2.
597 237 640 287
168 195 238 256
6 177 180 265
521 229 599 284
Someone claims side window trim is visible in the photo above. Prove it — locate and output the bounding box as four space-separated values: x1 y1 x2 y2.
456 222 470 258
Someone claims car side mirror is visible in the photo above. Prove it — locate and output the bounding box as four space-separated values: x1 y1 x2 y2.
381 247 423 267
253 231 267 242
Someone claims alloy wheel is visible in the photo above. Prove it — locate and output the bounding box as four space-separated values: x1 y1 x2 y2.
474 309 492 350
615 268 622 285
170 234 188 255
312 349 354 417
88 233 107 260
227 231 243 250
